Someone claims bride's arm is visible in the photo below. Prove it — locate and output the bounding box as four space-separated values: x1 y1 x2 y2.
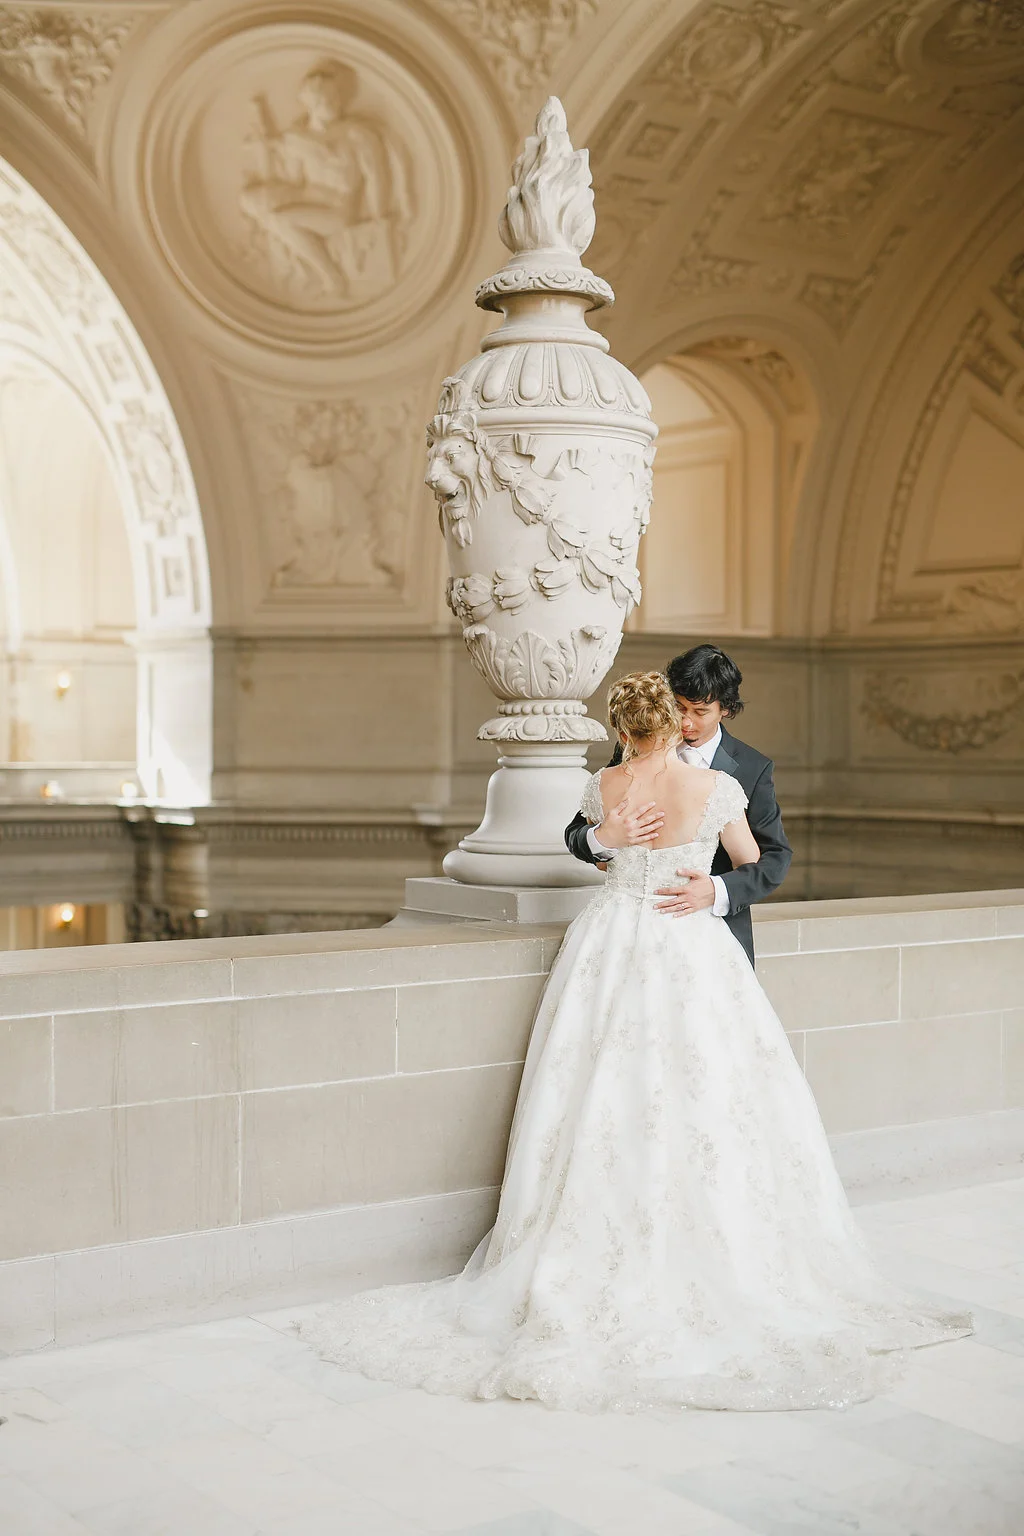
721 813 760 869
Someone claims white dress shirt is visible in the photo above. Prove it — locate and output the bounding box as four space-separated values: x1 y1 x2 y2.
587 726 732 916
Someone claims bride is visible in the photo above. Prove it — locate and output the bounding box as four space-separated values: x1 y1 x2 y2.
301 671 971 1412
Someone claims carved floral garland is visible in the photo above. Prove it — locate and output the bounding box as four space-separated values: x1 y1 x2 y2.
862 670 1024 753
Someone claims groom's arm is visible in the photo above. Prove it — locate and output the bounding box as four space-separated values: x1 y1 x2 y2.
718 760 792 914
564 808 599 865
564 743 623 865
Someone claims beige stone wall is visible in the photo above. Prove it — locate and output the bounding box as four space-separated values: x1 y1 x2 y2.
1 891 1022 1349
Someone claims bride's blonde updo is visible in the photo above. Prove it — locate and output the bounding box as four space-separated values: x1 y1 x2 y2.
607 671 681 758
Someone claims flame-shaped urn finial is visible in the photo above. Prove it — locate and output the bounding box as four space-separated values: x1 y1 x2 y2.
425 99 657 888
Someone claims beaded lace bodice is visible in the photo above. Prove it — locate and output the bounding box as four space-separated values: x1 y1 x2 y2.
580 768 748 896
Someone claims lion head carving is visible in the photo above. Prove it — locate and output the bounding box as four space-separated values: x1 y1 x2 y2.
425 376 556 549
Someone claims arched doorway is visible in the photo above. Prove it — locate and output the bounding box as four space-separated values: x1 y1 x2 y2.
0 157 212 805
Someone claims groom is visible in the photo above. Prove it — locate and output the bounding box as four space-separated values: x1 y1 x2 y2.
564 644 792 967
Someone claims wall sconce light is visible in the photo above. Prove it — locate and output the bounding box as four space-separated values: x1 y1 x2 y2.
120 781 139 801
193 908 209 919
55 670 72 698
58 903 76 927
40 780 64 801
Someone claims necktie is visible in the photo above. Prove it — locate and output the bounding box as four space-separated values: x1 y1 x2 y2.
681 746 703 766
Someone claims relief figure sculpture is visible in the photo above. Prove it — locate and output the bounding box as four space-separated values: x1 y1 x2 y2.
240 60 412 303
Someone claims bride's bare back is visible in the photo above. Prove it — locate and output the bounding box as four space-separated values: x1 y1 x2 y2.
599 745 759 864
600 749 716 847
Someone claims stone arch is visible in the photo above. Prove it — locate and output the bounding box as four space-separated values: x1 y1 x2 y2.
0 155 212 802
634 336 819 637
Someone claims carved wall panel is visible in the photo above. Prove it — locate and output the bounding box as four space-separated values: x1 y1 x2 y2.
228 380 422 605
133 22 469 352
862 667 1024 753
0 5 137 141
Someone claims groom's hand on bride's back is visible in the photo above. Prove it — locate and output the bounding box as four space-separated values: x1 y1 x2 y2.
596 796 664 850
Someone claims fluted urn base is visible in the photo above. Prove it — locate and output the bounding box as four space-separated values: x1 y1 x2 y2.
443 742 604 888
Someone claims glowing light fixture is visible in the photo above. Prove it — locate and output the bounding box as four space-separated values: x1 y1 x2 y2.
58 903 76 926
120 781 139 801
55 670 72 698
40 780 64 801
193 908 209 919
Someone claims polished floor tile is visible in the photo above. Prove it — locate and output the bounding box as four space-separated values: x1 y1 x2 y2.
0 1176 1022 1535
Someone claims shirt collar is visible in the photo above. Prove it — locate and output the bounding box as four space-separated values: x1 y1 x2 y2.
688 725 722 767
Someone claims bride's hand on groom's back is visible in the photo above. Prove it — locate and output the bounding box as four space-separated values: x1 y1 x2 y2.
596 796 664 850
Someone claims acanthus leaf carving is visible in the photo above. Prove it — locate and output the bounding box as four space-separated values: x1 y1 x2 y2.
0 6 135 138
464 623 621 740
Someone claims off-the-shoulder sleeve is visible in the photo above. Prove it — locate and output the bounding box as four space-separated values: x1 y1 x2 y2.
580 770 606 826
714 772 748 834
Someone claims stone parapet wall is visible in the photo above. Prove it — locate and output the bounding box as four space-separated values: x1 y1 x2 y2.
1 890 1022 1353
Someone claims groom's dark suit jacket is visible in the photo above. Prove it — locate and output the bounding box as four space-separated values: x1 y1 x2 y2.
563 727 792 967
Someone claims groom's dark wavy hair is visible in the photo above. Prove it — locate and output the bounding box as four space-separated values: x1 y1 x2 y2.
666 645 744 718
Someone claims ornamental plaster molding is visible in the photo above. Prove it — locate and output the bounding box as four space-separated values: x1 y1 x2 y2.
0 6 137 140
231 382 418 597
862 667 1024 752
590 0 1024 348
874 307 1019 623
799 226 909 336
0 158 209 633
433 0 598 108
658 191 757 306
941 571 1024 633
749 109 937 248
642 0 805 112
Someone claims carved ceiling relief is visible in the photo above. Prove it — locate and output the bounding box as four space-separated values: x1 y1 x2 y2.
748 111 936 247
433 0 598 110
587 0 1024 339
0 6 137 141
232 385 420 598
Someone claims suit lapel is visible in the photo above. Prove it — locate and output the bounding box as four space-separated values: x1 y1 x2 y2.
710 727 739 777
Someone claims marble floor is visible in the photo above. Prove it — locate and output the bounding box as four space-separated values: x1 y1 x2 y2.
2 1179 1024 1536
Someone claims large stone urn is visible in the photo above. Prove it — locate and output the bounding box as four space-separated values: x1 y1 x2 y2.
426 99 656 887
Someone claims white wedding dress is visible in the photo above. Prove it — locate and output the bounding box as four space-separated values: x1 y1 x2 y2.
300 770 971 1412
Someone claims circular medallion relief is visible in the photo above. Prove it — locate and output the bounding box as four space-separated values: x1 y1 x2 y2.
142 24 465 350
901 0 1024 82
